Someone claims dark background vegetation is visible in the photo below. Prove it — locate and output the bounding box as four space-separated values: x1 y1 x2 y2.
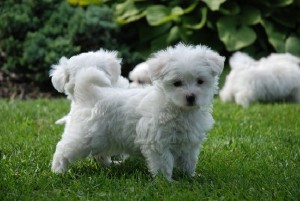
0 0 299 99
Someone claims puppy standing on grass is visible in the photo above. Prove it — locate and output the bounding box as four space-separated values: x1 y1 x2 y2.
51 43 225 180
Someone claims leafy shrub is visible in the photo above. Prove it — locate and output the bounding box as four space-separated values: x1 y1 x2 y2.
70 0 300 58
0 0 129 91
1 0 299 96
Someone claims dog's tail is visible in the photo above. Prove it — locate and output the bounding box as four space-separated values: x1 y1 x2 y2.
50 57 69 94
73 67 111 106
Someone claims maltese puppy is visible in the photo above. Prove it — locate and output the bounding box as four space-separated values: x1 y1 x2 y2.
50 49 129 124
51 43 225 180
129 62 151 88
220 52 300 107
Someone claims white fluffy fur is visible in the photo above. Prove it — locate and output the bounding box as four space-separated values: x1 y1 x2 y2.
129 62 151 88
220 52 300 107
51 43 225 180
50 49 129 124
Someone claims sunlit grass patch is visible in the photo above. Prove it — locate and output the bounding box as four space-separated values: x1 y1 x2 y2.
0 98 299 200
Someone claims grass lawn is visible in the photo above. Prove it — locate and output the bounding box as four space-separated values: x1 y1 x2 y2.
0 98 299 200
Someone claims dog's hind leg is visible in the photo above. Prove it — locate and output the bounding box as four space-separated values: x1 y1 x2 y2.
235 90 254 108
51 141 70 173
293 87 300 103
219 87 234 103
51 139 91 173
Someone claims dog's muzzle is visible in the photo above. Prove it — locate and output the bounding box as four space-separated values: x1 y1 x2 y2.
186 94 196 105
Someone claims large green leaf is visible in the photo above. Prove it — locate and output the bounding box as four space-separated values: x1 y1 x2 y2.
115 0 146 24
145 5 184 26
138 22 172 43
285 36 300 56
167 26 180 44
183 1 199 14
183 7 207 30
257 0 294 7
274 0 294 7
202 0 227 11
68 0 102 6
145 5 171 26
261 20 286 52
217 16 256 51
179 27 193 43
219 2 240 15
241 6 261 25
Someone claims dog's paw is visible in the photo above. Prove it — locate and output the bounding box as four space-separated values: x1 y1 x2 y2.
51 156 69 173
235 93 251 108
188 171 196 177
51 162 68 174
94 155 112 167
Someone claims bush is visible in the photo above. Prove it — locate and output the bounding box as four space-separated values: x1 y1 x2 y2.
1 0 299 97
70 0 300 59
0 0 135 93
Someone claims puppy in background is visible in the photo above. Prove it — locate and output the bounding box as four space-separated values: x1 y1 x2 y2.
220 52 300 107
51 43 225 180
50 49 129 124
129 62 151 88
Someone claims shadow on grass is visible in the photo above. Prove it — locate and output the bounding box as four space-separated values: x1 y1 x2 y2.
63 157 151 180
58 157 211 182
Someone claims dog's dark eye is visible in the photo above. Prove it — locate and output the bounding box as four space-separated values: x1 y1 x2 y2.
197 79 204 85
173 81 183 87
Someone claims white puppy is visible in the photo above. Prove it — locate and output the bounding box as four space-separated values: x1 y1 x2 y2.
50 49 129 124
220 52 300 107
51 43 225 180
129 62 151 88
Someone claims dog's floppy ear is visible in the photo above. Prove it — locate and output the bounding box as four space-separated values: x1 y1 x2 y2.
50 57 69 93
95 49 122 84
104 52 122 84
206 52 225 76
146 51 169 81
194 45 225 76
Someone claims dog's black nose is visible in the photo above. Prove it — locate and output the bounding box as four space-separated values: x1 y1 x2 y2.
186 94 196 104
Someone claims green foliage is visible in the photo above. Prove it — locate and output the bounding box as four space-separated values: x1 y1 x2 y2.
0 98 299 200
73 0 300 58
0 0 121 87
1 0 299 93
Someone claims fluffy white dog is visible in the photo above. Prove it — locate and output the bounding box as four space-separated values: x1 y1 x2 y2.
50 49 129 124
129 62 151 88
220 52 300 107
51 43 225 180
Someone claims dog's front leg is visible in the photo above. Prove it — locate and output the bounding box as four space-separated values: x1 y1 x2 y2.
177 145 200 177
142 147 174 180
51 141 70 173
51 138 91 173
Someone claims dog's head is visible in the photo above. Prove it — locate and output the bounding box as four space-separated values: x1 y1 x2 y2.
147 43 225 108
129 62 151 88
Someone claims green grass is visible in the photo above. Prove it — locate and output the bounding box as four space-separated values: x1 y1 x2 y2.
0 98 299 200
